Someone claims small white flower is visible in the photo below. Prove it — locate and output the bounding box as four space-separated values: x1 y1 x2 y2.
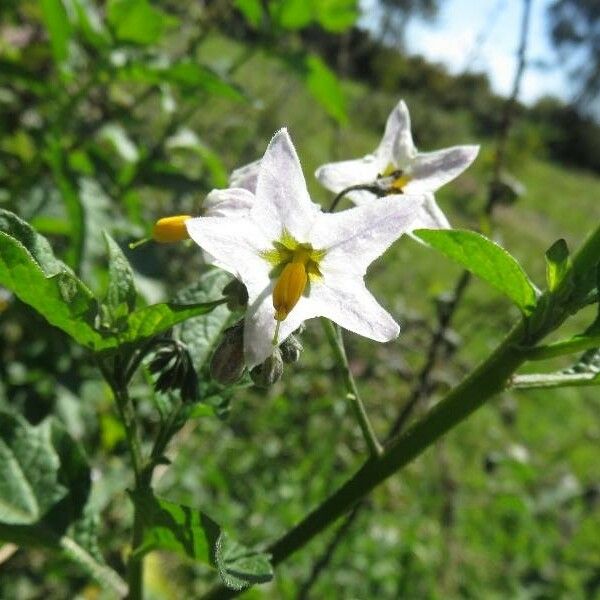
314 99 479 229
187 129 425 367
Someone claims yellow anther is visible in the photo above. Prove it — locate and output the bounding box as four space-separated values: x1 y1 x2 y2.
272 259 308 322
390 174 411 193
152 215 192 243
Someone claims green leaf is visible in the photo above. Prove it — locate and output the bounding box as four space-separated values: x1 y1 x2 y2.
270 0 312 29
0 413 67 525
0 209 70 276
0 414 89 530
0 232 101 349
314 0 359 32
107 0 178 45
174 269 232 370
103 232 136 323
545 238 570 292
118 60 246 102
131 490 273 589
302 55 348 124
235 0 263 27
216 533 274 590
131 490 220 561
40 0 72 64
0 416 124 596
415 229 538 313
101 299 226 350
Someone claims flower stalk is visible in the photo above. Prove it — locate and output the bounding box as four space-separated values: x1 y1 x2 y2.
321 318 383 457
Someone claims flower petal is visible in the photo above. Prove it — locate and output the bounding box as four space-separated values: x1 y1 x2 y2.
186 216 269 282
203 188 254 218
308 275 400 342
375 99 417 167
310 195 425 275
404 145 479 193
229 159 261 193
253 129 320 241
314 156 382 204
413 193 450 230
243 287 317 367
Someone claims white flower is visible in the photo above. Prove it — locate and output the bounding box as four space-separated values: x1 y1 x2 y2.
187 129 425 367
314 99 479 229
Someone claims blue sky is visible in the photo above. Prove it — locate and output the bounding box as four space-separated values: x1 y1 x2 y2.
362 0 573 104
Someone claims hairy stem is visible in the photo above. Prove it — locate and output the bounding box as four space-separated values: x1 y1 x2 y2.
321 318 383 457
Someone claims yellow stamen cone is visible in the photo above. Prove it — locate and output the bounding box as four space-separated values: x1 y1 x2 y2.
152 215 192 243
272 261 308 322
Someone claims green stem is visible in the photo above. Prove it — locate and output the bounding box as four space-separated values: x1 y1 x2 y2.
321 318 383 457
510 371 599 389
327 183 382 212
526 334 600 360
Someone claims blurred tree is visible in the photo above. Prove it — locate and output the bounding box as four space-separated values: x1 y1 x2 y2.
377 0 440 48
548 0 600 111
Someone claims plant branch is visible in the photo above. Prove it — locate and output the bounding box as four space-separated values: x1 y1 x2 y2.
525 334 600 360
510 372 599 389
321 319 383 457
201 222 600 600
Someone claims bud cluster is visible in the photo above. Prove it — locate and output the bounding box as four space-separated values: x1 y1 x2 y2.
148 340 198 403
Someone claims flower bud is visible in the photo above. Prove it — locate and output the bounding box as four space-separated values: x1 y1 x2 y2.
279 334 302 364
152 215 192 243
250 348 284 388
222 279 249 311
210 322 246 385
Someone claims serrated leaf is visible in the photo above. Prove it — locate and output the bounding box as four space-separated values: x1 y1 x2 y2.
545 238 570 291
415 229 538 313
216 533 273 590
40 0 72 64
103 233 136 322
107 0 178 45
174 269 232 370
0 232 101 348
131 491 273 590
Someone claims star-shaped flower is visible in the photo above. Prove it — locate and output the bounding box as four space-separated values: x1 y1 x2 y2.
314 99 479 229
186 129 425 367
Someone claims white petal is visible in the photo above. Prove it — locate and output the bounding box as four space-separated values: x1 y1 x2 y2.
253 129 320 241
310 195 425 276
375 99 417 167
203 188 254 218
314 156 382 204
186 216 269 282
404 145 479 194
229 159 261 193
243 288 317 368
308 275 400 342
413 193 450 230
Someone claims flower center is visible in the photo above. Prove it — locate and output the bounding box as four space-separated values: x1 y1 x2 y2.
378 163 411 194
272 251 309 322
260 231 325 341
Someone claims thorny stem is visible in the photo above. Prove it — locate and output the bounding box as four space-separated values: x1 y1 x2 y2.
321 318 383 457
